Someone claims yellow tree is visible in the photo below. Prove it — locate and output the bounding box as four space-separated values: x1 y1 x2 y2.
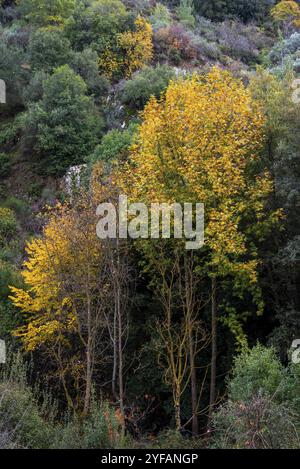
9 193 109 414
99 15 153 78
118 15 153 77
271 1 300 34
119 67 281 428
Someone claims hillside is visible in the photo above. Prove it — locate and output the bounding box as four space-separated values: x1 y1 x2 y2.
0 0 300 451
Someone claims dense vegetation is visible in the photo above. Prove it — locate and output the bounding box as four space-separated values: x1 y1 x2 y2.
1 0 300 449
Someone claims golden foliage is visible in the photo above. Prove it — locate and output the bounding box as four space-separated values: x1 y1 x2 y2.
271 1 300 28
117 67 282 344
9 196 102 352
117 15 153 77
99 16 153 78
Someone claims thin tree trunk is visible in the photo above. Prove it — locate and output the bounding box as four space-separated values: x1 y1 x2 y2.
116 242 125 431
188 329 198 436
208 276 217 428
112 301 117 400
175 395 181 432
118 294 124 417
83 285 92 416
83 335 92 415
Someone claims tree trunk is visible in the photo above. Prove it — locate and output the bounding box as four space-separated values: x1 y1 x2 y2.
83 334 92 415
208 276 217 428
112 302 117 400
83 287 92 416
118 298 124 419
175 398 181 432
188 326 198 436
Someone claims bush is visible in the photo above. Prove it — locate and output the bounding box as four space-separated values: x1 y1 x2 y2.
269 32 300 64
121 65 175 109
228 344 286 402
1 197 29 217
143 429 204 449
65 0 130 55
0 351 55 449
0 152 11 177
154 24 198 64
150 3 172 31
18 0 76 27
23 71 49 105
0 208 18 245
70 48 109 99
216 20 271 64
176 0 195 29
54 401 132 449
28 28 72 73
0 119 22 148
88 123 137 168
194 0 275 24
212 393 299 449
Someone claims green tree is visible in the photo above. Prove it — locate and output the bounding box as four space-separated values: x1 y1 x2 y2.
176 0 195 29
23 65 103 176
18 0 76 27
65 0 129 54
250 69 300 357
120 65 175 110
28 28 72 73
87 123 137 169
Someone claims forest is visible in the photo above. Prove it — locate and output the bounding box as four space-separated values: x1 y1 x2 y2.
0 0 300 450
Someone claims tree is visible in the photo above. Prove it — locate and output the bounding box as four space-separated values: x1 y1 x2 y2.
250 68 300 358
87 124 137 169
70 48 109 99
139 240 209 433
194 0 275 23
120 65 175 111
23 65 102 176
9 174 133 418
9 194 107 413
149 3 172 31
271 1 300 35
28 28 72 73
119 68 281 429
99 15 153 78
176 0 195 29
65 0 129 54
18 0 76 27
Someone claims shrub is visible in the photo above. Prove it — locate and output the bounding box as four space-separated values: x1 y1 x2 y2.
23 71 49 105
0 36 29 110
0 119 22 148
54 401 132 449
0 152 11 177
194 0 275 24
144 429 204 449
88 123 137 168
1 197 29 217
269 32 300 64
0 208 18 245
65 0 130 55
120 65 175 109
176 0 195 29
28 28 72 73
18 0 76 27
228 344 286 402
70 48 109 99
0 351 55 449
212 393 299 449
216 20 272 64
150 3 172 31
154 24 197 63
